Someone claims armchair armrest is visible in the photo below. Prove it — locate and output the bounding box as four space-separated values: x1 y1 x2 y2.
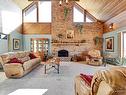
97 81 114 95
4 63 22 67
90 56 103 59
91 67 126 95
97 81 126 95
3 63 24 78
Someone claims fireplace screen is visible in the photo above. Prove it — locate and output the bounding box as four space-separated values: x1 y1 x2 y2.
58 50 68 57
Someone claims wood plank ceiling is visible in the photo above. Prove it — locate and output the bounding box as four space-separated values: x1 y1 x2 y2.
77 0 126 22
12 0 32 9
12 0 126 22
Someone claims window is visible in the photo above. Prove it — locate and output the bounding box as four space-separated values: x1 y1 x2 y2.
38 1 51 22
73 4 97 23
123 33 126 57
73 6 84 23
24 4 37 22
86 17 93 22
0 33 7 40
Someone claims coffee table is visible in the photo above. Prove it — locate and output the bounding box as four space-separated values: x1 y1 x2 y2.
42 57 60 74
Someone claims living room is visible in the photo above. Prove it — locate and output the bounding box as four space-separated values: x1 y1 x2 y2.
0 0 126 95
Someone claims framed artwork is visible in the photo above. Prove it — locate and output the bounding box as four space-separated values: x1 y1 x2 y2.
13 39 20 50
66 30 74 39
105 37 114 52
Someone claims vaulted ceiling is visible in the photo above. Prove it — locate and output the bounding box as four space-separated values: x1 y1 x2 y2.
12 0 126 22
77 0 126 22
12 0 32 9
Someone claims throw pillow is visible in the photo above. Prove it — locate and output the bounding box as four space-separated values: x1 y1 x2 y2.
8 58 23 64
80 73 93 86
29 53 37 59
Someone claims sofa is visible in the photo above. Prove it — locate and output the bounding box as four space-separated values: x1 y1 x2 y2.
0 51 41 78
74 67 126 95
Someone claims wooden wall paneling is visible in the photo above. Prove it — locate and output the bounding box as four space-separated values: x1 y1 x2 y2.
23 23 51 34
104 10 126 33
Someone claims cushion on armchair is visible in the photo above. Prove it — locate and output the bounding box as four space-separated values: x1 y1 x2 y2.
80 73 93 86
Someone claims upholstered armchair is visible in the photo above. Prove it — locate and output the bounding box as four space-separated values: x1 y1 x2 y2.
86 49 103 65
74 67 126 95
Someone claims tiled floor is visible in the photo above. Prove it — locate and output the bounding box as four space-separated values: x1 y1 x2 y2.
0 62 114 95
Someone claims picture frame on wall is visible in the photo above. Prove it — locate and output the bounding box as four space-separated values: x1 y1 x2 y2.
66 30 74 39
105 37 114 52
13 38 20 50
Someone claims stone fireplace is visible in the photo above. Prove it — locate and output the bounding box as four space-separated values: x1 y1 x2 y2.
51 43 94 61
58 50 69 57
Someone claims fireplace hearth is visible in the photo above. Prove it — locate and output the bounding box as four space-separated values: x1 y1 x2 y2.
58 50 68 57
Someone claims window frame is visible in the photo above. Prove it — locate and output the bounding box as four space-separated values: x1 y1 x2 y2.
38 1 52 23
22 1 52 23
0 33 8 40
73 6 84 23
123 32 126 57
23 2 38 23
73 3 97 23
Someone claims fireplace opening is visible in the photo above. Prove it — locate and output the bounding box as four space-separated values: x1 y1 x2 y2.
58 50 68 57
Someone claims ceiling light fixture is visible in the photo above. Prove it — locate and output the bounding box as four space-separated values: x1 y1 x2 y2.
59 0 68 6
109 23 113 29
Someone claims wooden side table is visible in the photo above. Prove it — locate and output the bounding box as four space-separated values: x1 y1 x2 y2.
42 57 60 74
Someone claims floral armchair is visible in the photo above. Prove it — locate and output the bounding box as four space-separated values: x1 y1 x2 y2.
86 49 103 65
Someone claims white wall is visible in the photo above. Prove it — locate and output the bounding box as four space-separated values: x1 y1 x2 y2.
0 40 8 54
0 12 2 32
0 0 22 54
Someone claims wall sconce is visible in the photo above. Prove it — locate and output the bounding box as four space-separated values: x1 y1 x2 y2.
59 0 68 6
109 23 113 29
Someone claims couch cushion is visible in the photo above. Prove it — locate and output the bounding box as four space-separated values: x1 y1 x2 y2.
23 58 41 71
16 52 27 58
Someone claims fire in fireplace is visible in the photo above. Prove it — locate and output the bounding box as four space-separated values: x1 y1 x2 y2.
58 50 68 57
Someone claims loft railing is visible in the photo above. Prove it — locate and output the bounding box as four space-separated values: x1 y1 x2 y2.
0 33 8 40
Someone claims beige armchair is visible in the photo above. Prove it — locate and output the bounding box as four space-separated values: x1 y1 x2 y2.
86 49 103 65
74 67 126 95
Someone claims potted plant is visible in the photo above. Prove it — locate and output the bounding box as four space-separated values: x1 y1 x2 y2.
114 57 126 65
93 36 103 46
64 7 70 20
75 24 83 33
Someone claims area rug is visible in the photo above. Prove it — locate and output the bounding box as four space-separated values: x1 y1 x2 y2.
0 62 112 95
